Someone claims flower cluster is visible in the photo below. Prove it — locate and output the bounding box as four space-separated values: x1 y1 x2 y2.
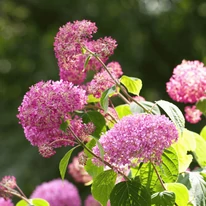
54 20 117 84
87 62 123 98
93 114 178 170
0 198 13 206
30 179 81 206
166 60 206 103
0 176 16 199
166 60 206 123
84 195 110 206
17 80 88 151
68 151 92 184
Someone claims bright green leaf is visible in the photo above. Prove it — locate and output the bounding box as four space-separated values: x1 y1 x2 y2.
87 94 100 103
16 198 50 206
200 126 206 141
115 104 132 119
151 191 175 206
196 97 206 115
100 86 116 112
120 75 142 95
166 183 189 206
110 178 151 206
91 170 117 206
156 100 185 131
172 129 196 173
81 47 86 54
82 111 106 138
157 146 179 183
130 101 161 115
59 146 78 180
194 132 206 167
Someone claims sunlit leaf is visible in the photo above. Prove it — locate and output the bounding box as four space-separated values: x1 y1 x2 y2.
200 126 206 141
16 198 50 206
115 104 132 119
120 75 142 95
91 170 117 206
87 94 100 103
151 191 175 206
110 178 150 206
196 97 206 115
156 100 185 131
59 146 78 180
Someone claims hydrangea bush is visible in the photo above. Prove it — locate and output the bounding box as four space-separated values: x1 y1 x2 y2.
0 20 206 206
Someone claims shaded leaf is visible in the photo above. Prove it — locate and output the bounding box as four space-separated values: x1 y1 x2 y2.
151 191 175 206
91 170 117 206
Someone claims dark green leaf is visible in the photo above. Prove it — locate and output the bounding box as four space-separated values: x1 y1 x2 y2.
120 75 142 95
196 97 206 115
59 146 78 180
100 86 116 112
59 119 70 132
91 170 117 206
151 191 175 206
82 111 106 138
155 100 185 131
110 178 151 206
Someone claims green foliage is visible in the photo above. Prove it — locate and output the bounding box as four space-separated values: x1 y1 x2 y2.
87 94 100 103
165 183 189 206
151 191 176 206
59 146 78 180
110 178 151 206
100 86 117 112
178 172 206 206
16 198 50 206
130 101 161 115
200 126 206 141
120 75 142 95
91 170 117 206
84 55 92 68
59 119 70 132
196 98 206 115
156 100 185 131
115 104 132 118
157 146 179 183
82 111 106 138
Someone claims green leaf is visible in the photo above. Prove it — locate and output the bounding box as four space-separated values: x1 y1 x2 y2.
16 199 50 206
200 126 206 141
157 146 179 183
130 101 161 115
59 119 70 132
151 191 175 206
82 111 106 138
120 75 142 95
87 94 100 103
155 100 185 131
110 178 151 206
172 129 196 173
178 172 206 206
165 183 189 206
100 86 116 112
115 104 132 119
59 146 78 180
84 54 92 68
140 162 160 193
91 170 117 206
81 47 86 54
196 97 206 115
194 132 206 167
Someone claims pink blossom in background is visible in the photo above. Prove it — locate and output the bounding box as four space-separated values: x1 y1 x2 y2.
84 195 110 206
132 95 145 102
87 62 123 98
54 20 117 84
93 114 178 171
166 60 206 103
184 105 202 124
0 198 14 206
1 176 16 189
17 80 87 151
68 151 92 184
30 179 81 206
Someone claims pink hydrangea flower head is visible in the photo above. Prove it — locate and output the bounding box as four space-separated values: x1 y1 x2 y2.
1 176 16 189
184 105 202 124
17 80 87 149
84 195 110 206
68 151 92 184
93 114 178 170
30 179 81 206
0 198 14 206
132 95 145 102
54 20 117 84
166 60 206 103
87 61 123 98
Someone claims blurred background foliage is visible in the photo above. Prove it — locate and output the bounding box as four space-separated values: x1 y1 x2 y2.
0 0 205 203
